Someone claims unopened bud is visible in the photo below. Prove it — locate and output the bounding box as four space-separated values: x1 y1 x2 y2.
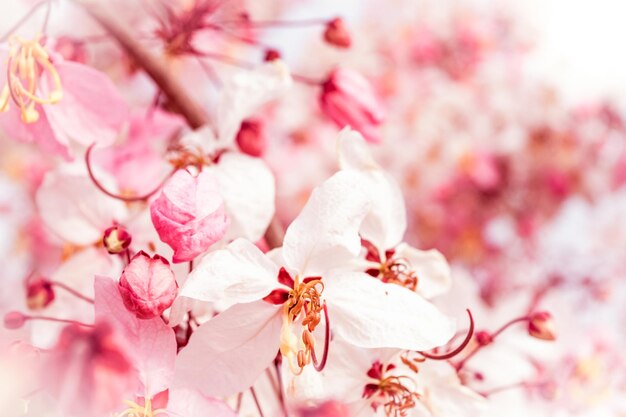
264 48 281 62
236 119 267 157
26 278 55 310
475 330 493 346
4 311 27 329
323 18 351 48
118 251 178 319
528 311 556 341
103 225 132 254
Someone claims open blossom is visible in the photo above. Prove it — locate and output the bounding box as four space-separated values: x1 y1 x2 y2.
43 322 135 416
118 251 178 319
150 169 229 263
338 128 451 299
0 35 129 159
174 165 455 397
320 68 385 143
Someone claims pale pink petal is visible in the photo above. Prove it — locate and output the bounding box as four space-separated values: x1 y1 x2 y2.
395 244 451 299
166 388 237 417
209 152 275 242
174 300 282 397
324 272 455 351
35 165 128 245
95 276 177 398
282 170 371 276
181 239 279 307
338 129 407 249
31 247 122 348
336 127 379 171
42 60 129 148
0 103 71 159
218 60 292 144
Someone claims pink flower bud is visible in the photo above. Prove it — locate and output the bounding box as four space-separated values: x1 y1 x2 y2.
236 119 267 157
4 311 27 329
475 330 493 346
26 278 55 310
118 251 178 319
264 48 282 62
323 18 351 48
528 311 556 341
150 169 229 263
320 68 385 143
103 225 132 254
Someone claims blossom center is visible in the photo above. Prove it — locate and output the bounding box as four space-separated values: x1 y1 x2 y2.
0 34 63 123
362 240 419 291
115 398 166 417
279 274 325 374
362 361 419 417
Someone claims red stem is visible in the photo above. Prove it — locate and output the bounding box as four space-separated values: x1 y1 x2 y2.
311 303 330 371
250 386 265 417
50 281 94 304
420 309 474 360
455 316 531 371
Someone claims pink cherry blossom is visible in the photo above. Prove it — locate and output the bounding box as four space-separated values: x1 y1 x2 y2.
150 169 229 263
0 36 129 159
43 322 135 416
118 251 178 320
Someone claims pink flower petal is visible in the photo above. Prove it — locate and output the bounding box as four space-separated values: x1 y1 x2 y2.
174 300 282 397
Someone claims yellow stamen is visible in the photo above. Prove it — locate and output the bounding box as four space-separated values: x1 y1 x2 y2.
114 398 167 417
1 34 63 124
278 276 325 374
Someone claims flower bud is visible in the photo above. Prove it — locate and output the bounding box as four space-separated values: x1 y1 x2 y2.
118 251 178 319
323 18 351 48
26 278 55 310
150 169 229 263
4 311 27 329
475 330 493 346
103 225 132 254
320 68 385 143
236 119 267 157
264 48 281 62
528 311 556 341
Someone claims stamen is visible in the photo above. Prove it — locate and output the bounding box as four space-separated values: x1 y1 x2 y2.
363 360 419 417
278 273 327 374
419 309 474 360
1 34 64 123
114 398 167 417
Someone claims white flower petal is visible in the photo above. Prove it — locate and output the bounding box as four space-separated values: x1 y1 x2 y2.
282 170 371 277
218 60 292 144
174 300 282 397
324 272 455 351
209 153 275 242
180 239 278 307
337 127 379 171
337 129 406 249
395 244 452 299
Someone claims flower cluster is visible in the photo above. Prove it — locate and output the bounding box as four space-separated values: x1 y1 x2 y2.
0 1 622 417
